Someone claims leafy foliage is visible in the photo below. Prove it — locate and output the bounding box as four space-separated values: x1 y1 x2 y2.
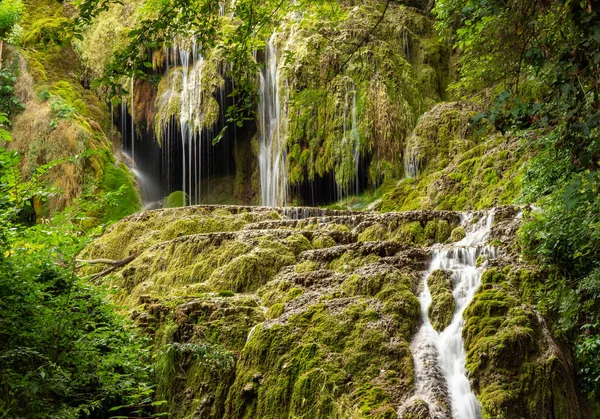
435 0 600 403
0 62 24 116
0 0 24 40
0 120 155 418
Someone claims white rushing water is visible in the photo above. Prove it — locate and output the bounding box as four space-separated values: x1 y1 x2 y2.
402 211 496 418
258 31 294 207
334 79 361 203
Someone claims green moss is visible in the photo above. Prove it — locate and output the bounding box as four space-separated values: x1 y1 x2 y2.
258 279 293 307
426 270 455 332
358 223 389 242
322 223 350 233
463 267 581 419
450 226 466 242
225 290 419 418
284 233 312 255
166 191 187 208
208 238 296 293
312 234 337 249
395 222 425 245
151 294 265 418
329 250 380 273
295 260 319 273
267 303 284 319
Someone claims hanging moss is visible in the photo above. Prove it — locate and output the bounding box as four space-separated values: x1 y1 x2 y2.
376 102 529 212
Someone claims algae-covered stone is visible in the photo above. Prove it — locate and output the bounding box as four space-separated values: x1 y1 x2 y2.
284 233 312 255
208 238 296 292
424 220 451 244
358 223 389 242
427 269 455 332
395 221 425 245
463 269 582 419
165 190 187 208
450 226 466 242
312 234 337 249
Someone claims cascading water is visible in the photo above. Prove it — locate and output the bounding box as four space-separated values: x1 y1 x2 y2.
335 79 361 202
176 41 205 206
404 144 419 179
130 75 135 162
400 211 496 418
258 31 293 207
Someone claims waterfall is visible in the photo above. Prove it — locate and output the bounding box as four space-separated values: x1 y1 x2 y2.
258 31 292 207
130 75 135 163
400 211 496 418
351 87 360 197
404 144 419 178
177 41 205 205
334 78 361 204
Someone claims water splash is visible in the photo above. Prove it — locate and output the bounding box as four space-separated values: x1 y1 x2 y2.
401 211 496 418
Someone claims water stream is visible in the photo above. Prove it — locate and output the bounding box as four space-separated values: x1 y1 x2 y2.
258 31 295 207
401 211 496 418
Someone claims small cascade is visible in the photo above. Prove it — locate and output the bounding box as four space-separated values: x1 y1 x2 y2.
334 79 361 204
176 40 205 206
401 211 496 419
130 75 135 162
404 144 419 179
258 31 293 207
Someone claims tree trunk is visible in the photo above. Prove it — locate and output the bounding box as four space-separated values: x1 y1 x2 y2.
0 39 4 71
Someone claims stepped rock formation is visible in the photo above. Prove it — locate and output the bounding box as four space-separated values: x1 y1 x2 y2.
83 204 583 418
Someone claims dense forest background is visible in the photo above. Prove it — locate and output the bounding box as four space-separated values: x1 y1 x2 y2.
0 0 599 417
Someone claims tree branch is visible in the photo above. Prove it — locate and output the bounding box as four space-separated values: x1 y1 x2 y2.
81 255 137 282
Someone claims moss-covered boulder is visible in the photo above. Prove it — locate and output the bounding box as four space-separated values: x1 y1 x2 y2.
427 269 455 332
395 221 425 245
463 268 581 419
225 266 421 418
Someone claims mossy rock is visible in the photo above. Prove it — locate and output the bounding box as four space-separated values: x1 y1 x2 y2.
395 221 425 245
208 238 296 293
450 226 466 242
427 269 454 332
312 234 337 249
358 223 389 242
284 233 312 255
463 271 581 419
165 190 188 208
225 293 420 418
329 250 380 273
424 220 451 244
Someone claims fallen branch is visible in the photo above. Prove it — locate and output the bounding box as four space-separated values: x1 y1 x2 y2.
77 257 134 266
82 255 137 282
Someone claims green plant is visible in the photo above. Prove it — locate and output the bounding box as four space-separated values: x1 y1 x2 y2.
0 122 156 417
0 0 24 70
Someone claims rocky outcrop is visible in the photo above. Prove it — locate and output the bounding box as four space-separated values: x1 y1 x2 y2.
83 205 584 418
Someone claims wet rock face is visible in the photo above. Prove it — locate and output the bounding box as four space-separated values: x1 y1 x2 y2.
83 205 581 418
